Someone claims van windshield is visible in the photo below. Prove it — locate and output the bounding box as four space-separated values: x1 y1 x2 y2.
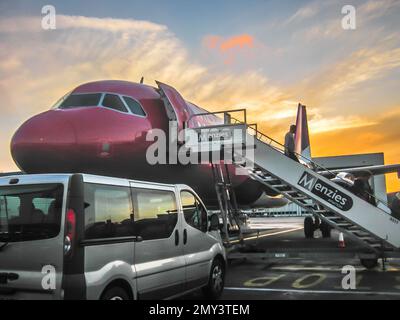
0 184 64 242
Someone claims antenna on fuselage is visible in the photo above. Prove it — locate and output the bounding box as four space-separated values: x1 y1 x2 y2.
140 77 144 84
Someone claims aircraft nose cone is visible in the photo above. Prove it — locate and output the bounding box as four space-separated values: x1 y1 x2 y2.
11 110 78 173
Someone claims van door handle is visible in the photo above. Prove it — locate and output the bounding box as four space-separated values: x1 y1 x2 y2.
175 229 179 246
183 229 187 245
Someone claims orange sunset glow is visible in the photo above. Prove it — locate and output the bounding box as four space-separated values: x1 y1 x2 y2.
0 1 399 193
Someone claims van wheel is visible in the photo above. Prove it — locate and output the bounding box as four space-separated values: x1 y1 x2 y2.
202 258 225 300
101 287 130 300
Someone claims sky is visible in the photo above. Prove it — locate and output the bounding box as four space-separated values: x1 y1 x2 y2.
0 0 399 192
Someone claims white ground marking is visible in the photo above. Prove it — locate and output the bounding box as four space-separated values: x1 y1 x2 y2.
269 265 366 272
230 227 303 244
224 287 400 296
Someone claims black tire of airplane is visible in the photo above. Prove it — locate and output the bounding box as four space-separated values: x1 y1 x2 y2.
304 217 314 239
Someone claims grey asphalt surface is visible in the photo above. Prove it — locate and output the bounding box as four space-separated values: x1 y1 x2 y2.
186 217 400 300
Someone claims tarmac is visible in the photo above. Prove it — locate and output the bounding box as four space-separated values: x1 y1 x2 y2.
186 217 400 300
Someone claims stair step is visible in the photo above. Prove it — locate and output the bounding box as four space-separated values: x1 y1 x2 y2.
358 236 378 242
350 231 370 237
314 209 330 213
369 243 382 248
252 169 264 174
293 196 308 200
347 226 362 230
336 223 354 228
327 218 346 223
326 216 342 220
262 178 280 183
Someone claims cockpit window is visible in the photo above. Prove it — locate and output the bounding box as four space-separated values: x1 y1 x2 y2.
58 93 102 109
102 94 128 113
123 96 146 116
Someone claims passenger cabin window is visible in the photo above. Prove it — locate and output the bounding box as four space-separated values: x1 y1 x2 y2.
131 188 177 240
102 94 128 113
84 184 134 239
123 96 146 116
58 93 102 109
180 191 208 232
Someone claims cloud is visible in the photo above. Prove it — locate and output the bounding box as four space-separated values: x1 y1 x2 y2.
204 34 255 52
203 34 257 65
0 14 399 192
308 115 377 134
311 107 400 192
359 0 400 21
0 15 289 171
0 15 167 33
284 4 320 25
287 0 400 42
295 47 400 105
219 34 254 52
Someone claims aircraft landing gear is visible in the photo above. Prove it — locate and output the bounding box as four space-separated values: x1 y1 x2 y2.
304 215 332 239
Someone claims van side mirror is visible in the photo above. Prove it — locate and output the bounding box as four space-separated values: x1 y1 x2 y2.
209 214 219 231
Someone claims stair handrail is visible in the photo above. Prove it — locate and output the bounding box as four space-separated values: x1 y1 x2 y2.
184 109 392 209
231 117 392 210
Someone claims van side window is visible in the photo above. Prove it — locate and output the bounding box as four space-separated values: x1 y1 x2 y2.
131 188 177 240
84 184 134 239
180 191 208 233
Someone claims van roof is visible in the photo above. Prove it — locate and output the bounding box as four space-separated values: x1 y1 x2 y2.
0 173 188 189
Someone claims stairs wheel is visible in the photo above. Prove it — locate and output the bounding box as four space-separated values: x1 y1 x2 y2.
304 217 314 239
360 258 378 270
320 221 331 238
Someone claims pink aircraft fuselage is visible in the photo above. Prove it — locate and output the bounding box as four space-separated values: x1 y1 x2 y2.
11 80 269 206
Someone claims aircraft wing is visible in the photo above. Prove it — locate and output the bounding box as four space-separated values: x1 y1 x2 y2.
318 164 400 178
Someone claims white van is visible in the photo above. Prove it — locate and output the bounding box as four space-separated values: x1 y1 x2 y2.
0 174 226 300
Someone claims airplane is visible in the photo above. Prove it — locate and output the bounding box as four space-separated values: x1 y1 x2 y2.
10 80 286 209
10 80 400 213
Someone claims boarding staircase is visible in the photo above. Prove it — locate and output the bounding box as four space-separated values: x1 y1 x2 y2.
210 162 243 244
184 109 400 256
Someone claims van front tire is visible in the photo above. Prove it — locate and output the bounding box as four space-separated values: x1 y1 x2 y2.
101 286 130 300
202 258 225 300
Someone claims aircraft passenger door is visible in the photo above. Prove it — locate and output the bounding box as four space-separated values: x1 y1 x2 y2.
130 183 186 299
180 190 216 290
156 81 189 144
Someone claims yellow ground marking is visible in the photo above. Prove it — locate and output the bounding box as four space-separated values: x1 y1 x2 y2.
292 273 327 289
244 274 286 287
